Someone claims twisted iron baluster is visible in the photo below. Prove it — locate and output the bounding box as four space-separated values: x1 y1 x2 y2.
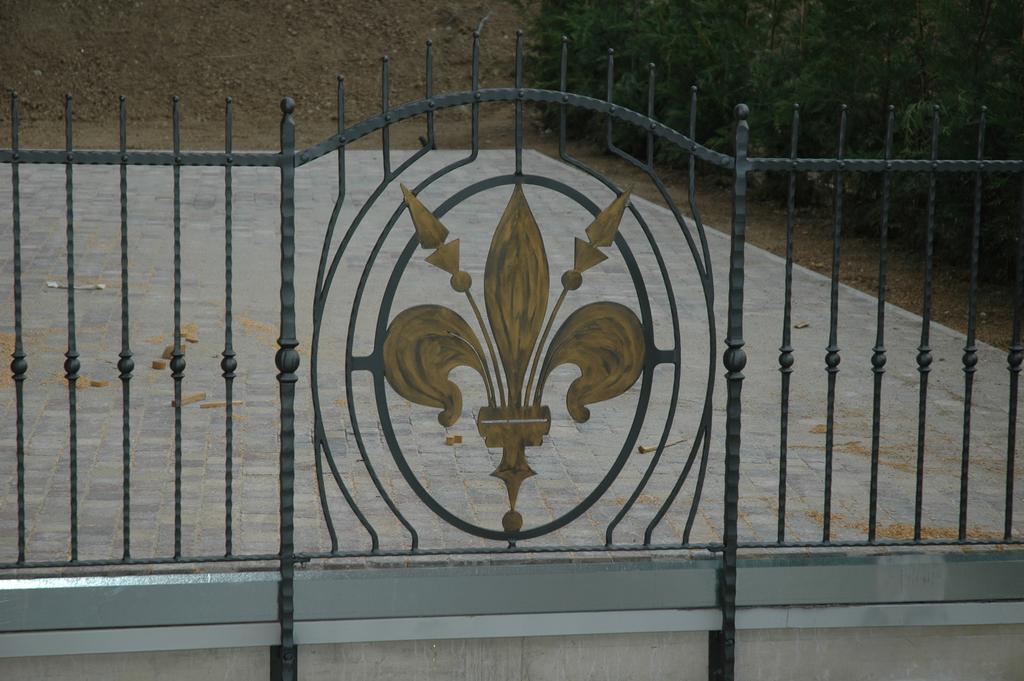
822 105 847 542
959 108 986 541
868 106 895 543
276 96 300 681
171 96 185 559
10 92 27 564
914 105 940 540
718 102 750 681
777 103 799 543
64 94 81 562
222 97 236 556
118 95 134 560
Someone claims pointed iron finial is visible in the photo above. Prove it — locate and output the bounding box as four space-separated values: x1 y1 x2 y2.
585 187 631 247
400 184 449 248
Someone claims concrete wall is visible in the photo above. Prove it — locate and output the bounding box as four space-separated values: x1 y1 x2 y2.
3 625 1023 680
300 632 706 681
737 624 1024 681
0 647 269 681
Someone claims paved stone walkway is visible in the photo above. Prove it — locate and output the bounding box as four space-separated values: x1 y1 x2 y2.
0 149 1020 568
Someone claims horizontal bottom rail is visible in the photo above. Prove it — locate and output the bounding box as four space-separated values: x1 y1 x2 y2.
295 542 724 561
2 552 1021 641
5 536 1022 572
0 543 724 573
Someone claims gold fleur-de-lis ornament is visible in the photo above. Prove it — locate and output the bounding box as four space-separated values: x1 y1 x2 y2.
383 184 645 533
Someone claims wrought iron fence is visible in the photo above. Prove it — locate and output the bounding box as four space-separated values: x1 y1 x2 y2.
2 32 1022 681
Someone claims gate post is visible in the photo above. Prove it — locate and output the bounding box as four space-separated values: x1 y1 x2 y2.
711 103 748 681
273 96 299 681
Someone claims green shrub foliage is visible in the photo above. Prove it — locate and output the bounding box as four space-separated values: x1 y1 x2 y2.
529 0 1024 281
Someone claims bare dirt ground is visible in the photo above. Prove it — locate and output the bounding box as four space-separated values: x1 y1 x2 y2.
1 0 1015 349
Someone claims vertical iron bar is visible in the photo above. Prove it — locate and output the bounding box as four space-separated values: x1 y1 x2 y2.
381 57 391 177
315 76 345 553
915 105 940 540
311 77 347 554
868 106 895 542
717 103 749 681
471 32 481 150
558 36 568 156
959 108 986 541
275 96 299 681
10 92 27 564
222 97 236 557
646 63 656 168
514 29 524 175
171 96 184 559
118 96 134 560
777 103 799 544
822 105 847 542
687 87 700 226
424 40 434 145
682 83 712 545
337 77 346 184
64 94 80 562
605 49 614 151
1007 175 1024 540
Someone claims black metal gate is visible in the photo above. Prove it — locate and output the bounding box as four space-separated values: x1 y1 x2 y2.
3 31 1023 681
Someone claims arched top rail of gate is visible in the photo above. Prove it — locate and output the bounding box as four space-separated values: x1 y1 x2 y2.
293 87 734 169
